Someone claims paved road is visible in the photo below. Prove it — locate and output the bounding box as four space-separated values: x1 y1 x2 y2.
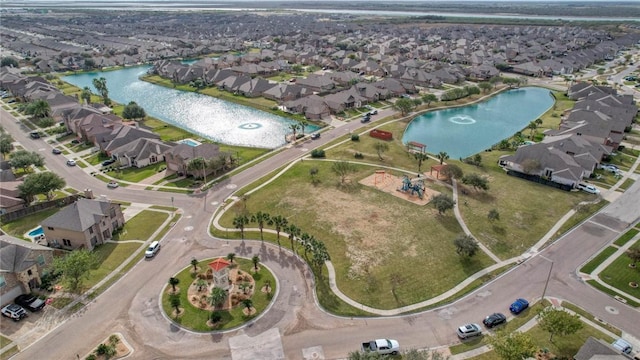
3 81 640 359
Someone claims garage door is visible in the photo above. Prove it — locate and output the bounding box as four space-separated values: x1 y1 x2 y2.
0 286 23 306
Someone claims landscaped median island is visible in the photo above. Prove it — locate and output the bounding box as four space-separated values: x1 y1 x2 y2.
161 257 276 332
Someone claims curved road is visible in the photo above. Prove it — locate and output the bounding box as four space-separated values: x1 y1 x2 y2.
3 93 640 360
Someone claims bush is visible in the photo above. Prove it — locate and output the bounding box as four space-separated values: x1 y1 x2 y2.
311 149 326 158
354 153 364 159
210 311 222 322
351 134 360 141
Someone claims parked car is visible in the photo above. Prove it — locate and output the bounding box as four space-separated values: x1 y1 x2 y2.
145 240 161 258
15 294 46 312
509 298 529 314
600 164 620 173
457 323 482 339
66 159 77 166
577 183 599 194
107 180 119 188
102 159 116 166
1 304 28 321
52 148 62 155
29 131 41 139
370 109 378 115
482 313 507 328
612 338 633 354
310 133 321 140
361 339 400 355
361 114 371 123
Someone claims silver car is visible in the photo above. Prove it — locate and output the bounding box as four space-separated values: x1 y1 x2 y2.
457 323 482 339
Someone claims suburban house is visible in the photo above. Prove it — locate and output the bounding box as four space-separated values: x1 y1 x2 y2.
109 137 173 168
574 337 630 360
40 198 125 251
0 234 54 305
0 162 25 214
164 143 229 178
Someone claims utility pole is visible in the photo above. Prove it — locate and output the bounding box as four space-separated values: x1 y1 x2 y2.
540 255 554 303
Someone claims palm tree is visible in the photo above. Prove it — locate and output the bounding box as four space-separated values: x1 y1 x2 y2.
437 151 449 165
80 86 92 105
92 77 110 104
251 255 260 271
268 215 288 248
209 287 227 309
286 224 301 254
289 123 300 143
186 157 207 180
170 295 181 315
251 211 270 242
241 298 254 313
26 99 50 119
233 214 249 239
299 233 311 258
528 121 537 139
168 277 180 293
190 258 198 272
196 278 208 292
413 152 429 172
226 253 236 264
299 119 308 136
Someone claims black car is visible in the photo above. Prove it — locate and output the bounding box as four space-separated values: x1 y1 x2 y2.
52 148 62 155
102 159 116 166
29 131 41 139
15 294 46 312
482 313 507 328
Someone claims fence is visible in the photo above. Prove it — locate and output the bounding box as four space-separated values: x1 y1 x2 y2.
0 195 82 223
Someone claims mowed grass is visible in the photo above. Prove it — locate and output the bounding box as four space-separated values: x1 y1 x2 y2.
1 208 59 239
599 242 640 299
218 161 495 309
580 246 617 274
114 210 169 241
81 242 143 291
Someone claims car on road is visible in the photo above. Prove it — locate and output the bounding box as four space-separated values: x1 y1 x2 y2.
482 313 507 328
145 240 161 258
1 304 28 321
457 323 482 339
15 294 46 312
361 114 371 123
509 298 529 314
577 183 599 194
107 180 119 188
369 109 378 115
52 148 62 155
310 133 321 140
66 159 77 166
102 159 116 166
29 131 41 139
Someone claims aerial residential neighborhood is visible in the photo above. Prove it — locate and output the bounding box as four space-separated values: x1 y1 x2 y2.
1 1 640 360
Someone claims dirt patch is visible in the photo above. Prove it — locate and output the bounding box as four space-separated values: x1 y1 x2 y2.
358 171 440 206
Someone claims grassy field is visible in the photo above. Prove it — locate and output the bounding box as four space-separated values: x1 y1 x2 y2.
599 243 640 299
113 210 169 241
614 228 639 246
160 258 276 332
81 242 143 292
0 208 59 239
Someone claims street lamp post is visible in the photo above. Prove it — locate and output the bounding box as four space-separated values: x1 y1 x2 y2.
540 255 554 303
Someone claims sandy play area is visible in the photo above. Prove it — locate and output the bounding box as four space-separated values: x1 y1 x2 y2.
358 170 441 205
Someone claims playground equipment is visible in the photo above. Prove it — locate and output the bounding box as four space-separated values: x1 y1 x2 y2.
398 175 425 199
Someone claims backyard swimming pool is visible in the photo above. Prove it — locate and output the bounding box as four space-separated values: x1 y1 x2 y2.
402 87 554 159
28 226 44 237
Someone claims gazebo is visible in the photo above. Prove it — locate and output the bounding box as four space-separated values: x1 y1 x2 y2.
208 258 231 290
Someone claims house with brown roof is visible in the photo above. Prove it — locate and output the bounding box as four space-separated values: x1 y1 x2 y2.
0 234 54 305
40 198 125 251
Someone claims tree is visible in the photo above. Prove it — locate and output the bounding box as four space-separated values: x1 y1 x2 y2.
0 129 15 160
53 249 98 292
286 224 301 253
453 234 479 257
122 101 146 120
92 77 110 105
241 298 254 313
521 158 541 175
299 119 308 136
488 209 500 222
1 56 19 68
190 258 198 271
537 307 583 342
332 161 356 185
186 157 207 180
309 166 320 184
393 98 414 115
432 194 455 215
527 121 537 139
80 86 92 105
461 173 489 191
478 81 492 93
233 214 250 239
373 142 389 160
485 331 537 360
18 171 66 201
436 151 449 165
170 295 181 315
252 255 260 271
24 99 51 119
421 93 438 107
440 164 463 180
238 282 251 294
413 152 429 172
251 211 270 242
627 247 640 266
268 215 288 248
226 253 236 263
168 277 180 292
209 287 227 309
289 123 300 142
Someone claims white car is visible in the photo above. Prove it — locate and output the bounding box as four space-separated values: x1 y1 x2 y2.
577 183 599 194
1 304 27 321
457 323 482 339
66 159 76 166
145 241 161 258
107 180 119 188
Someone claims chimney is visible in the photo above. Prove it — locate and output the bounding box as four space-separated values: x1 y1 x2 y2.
84 189 94 199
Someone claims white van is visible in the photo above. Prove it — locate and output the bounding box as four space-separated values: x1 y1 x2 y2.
145 241 160 258
612 338 633 355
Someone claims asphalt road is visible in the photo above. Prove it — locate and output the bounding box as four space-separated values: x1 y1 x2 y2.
2 89 640 359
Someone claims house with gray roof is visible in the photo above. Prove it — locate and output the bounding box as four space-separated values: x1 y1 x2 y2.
0 234 54 305
574 337 628 360
110 138 173 168
100 125 161 155
41 198 124 251
164 143 229 178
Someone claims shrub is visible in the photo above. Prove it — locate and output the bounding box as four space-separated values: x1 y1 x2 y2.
354 152 364 159
311 149 326 158
210 311 222 322
351 134 360 141
86 355 96 360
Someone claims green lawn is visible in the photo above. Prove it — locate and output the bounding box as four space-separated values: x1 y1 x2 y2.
0 335 11 349
160 258 276 332
614 228 639 247
580 246 617 274
617 178 635 191
599 244 640 299
0 208 59 239
105 163 166 182
81 242 143 292
113 210 169 241
586 280 640 307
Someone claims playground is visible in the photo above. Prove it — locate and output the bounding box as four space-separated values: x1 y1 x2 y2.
358 170 440 206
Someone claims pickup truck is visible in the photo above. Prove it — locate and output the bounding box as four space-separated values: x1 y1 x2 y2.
361 339 400 355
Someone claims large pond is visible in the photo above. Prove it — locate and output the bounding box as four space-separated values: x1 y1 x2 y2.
402 87 554 159
62 66 317 149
